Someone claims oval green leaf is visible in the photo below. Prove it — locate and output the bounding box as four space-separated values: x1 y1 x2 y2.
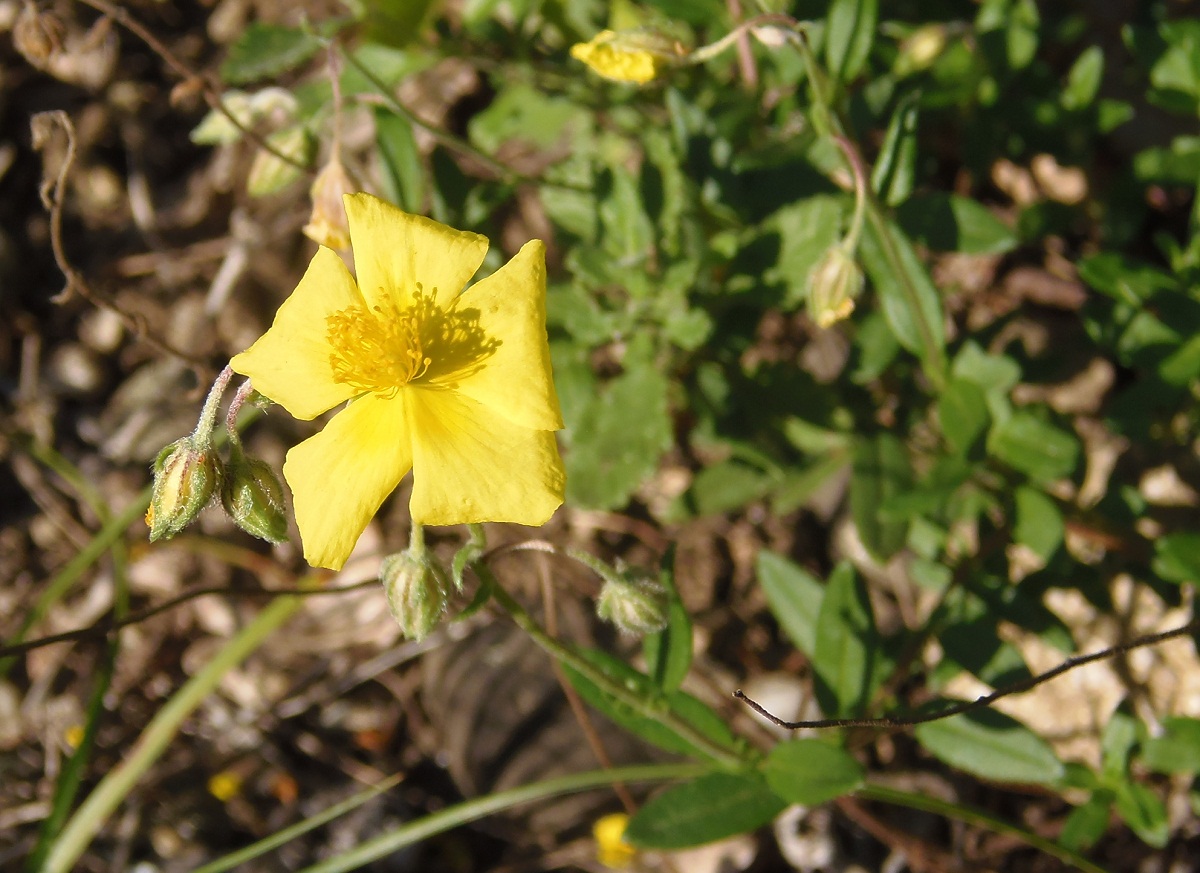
915 708 1065 785
625 772 787 849
763 739 865 805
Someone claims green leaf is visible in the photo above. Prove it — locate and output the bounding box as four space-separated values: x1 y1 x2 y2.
565 342 672 510
915 708 1064 785
1059 794 1113 852
1005 0 1040 71
938 378 990 454
1077 253 1175 306
757 551 824 658
762 739 865 805
599 167 657 274
1114 781 1169 848
951 342 1021 394
812 563 889 717
1013 486 1063 561
374 109 425 214
643 549 693 692
859 215 946 364
987 413 1079 482
688 460 773 516
1062 46 1104 111
625 772 787 849
220 23 322 85
851 433 911 562
1100 707 1139 783
468 84 583 153
560 647 736 760
824 0 879 85
1142 717 1200 775
894 194 1017 254
1158 333 1200 386
765 196 846 310
870 91 920 207
361 0 437 46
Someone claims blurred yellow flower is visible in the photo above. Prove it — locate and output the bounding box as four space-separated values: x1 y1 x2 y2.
593 812 637 868
570 29 684 85
231 193 565 569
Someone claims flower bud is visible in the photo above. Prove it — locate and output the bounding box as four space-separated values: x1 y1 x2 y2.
147 437 221 541
247 126 313 197
569 29 686 85
596 570 668 636
806 245 863 329
380 549 451 640
894 24 947 78
302 158 357 250
221 451 288 544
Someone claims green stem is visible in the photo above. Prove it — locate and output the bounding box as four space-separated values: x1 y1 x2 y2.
38 593 306 873
859 783 1110 873
192 774 405 873
194 364 234 443
297 762 708 873
688 13 802 64
478 562 749 770
408 521 426 558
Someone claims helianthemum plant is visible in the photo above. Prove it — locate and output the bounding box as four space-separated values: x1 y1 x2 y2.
230 193 566 569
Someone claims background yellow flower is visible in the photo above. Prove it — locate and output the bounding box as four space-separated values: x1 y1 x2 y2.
230 193 565 569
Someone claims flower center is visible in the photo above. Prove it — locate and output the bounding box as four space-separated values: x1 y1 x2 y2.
326 299 432 396
325 290 500 397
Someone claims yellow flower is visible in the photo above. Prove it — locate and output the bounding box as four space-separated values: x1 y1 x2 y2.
593 813 637 868
230 193 566 570
570 29 684 85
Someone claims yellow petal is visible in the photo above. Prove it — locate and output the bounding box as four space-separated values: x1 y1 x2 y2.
407 389 564 527
230 247 362 420
450 240 564 431
344 192 489 310
283 395 414 569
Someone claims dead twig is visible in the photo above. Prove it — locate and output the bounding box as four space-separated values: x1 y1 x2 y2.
30 111 209 376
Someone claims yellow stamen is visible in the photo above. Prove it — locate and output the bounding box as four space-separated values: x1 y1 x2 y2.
327 299 432 395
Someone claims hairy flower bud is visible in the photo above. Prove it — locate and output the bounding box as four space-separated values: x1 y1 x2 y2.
147 437 221 541
596 570 668 636
806 245 863 329
221 451 288 544
380 549 451 640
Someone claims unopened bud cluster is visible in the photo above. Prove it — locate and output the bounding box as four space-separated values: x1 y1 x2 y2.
146 372 288 547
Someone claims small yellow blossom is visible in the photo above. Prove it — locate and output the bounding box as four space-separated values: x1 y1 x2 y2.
593 813 638 869
230 193 565 570
208 770 243 802
570 29 685 85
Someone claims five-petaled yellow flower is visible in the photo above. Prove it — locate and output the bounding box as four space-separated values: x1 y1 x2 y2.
570 29 685 85
231 193 565 570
